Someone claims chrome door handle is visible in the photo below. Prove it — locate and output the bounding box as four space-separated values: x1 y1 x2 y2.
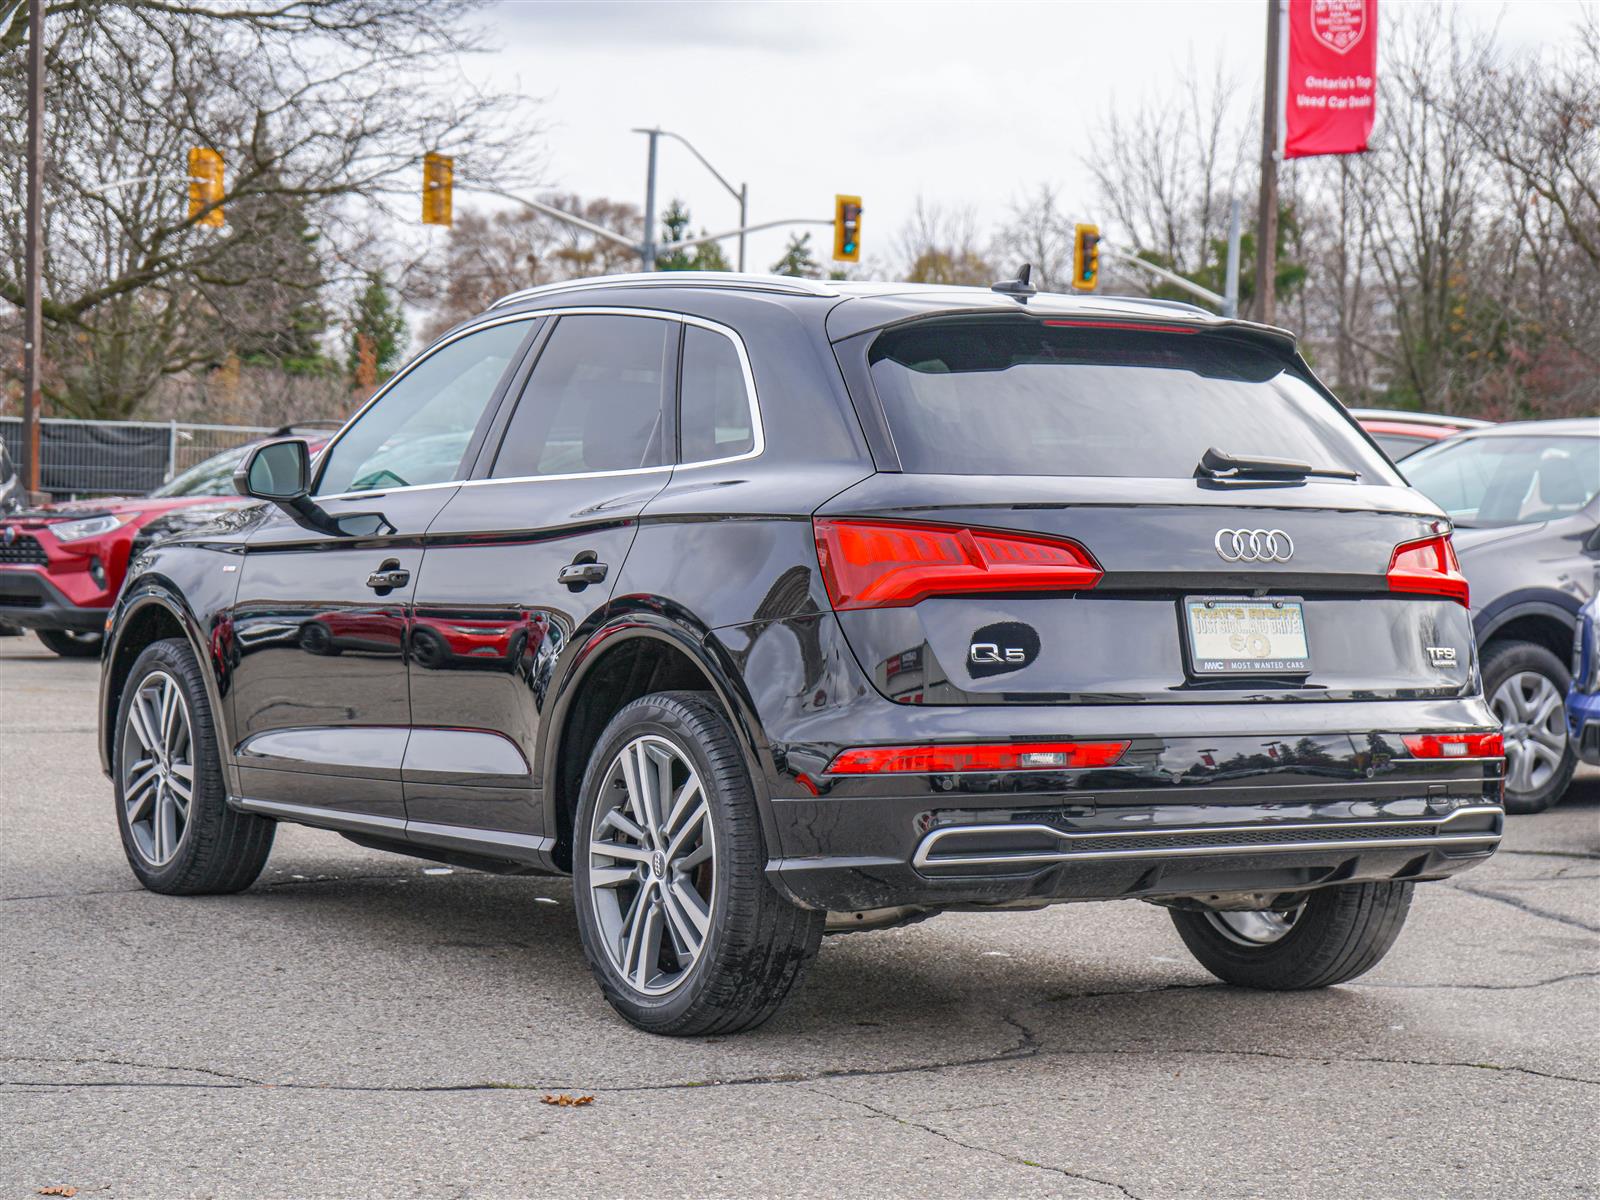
558 561 608 589
366 566 410 593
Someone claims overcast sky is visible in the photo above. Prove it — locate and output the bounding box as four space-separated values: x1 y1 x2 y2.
425 0 1587 277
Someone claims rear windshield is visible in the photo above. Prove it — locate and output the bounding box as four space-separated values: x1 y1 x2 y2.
866 319 1392 480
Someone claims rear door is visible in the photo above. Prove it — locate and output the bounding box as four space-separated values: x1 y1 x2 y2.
403 311 678 863
228 317 538 827
823 315 1473 708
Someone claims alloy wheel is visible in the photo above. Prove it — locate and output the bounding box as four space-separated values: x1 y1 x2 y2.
1490 669 1568 796
586 734 716 996
1203 906 1303 947
120 670 195 867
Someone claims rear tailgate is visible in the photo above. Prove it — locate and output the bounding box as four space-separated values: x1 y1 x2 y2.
821 314 1472 706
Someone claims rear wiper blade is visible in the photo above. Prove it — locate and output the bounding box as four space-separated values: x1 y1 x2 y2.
1196 446 1359 482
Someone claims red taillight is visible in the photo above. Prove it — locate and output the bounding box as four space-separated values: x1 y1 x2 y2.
1387 534 1469 607
825 740 1129 775
1401 732 1504 759
814 519 1102 611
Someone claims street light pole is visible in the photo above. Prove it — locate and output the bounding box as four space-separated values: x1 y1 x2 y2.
21 0 44 499
639 128 660 271
634 127 749 272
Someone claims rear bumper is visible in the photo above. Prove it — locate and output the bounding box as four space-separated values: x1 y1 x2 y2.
0 568 108 631
768 794 1503 911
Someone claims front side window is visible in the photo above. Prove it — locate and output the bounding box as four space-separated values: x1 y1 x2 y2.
679 324 755 462
491 315 671 479
867 318 1394 481
1404 435 1600 527
316 320 531 496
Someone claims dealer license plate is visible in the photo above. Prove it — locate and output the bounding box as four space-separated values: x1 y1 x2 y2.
1184 597 1311 676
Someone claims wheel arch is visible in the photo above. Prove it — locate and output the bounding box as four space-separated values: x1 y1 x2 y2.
99 584 231 784
1476 593 1580 664
540 607 772 873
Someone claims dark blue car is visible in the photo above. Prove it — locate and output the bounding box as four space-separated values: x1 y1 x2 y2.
1569 595 1600 767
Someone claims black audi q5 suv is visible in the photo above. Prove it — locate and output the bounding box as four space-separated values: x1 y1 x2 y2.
99 272 1505 1034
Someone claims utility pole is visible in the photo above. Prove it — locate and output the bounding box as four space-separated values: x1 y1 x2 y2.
1254 0 1283 326
21 0 44 499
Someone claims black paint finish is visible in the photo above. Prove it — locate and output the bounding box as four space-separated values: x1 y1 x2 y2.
98 280 1505 916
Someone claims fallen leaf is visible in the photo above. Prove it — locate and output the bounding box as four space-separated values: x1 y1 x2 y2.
38 1189 78 1198
540 1093 595 1107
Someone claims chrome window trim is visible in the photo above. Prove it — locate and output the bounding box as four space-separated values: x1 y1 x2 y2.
311 311 544 501
313 307 764 503
910 805 1505 870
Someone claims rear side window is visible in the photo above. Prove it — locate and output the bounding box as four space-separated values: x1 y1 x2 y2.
679 324 755 463
867 319 1392 480
492 315 671 478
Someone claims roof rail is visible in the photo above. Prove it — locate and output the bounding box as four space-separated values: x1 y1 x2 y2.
489 271 839 310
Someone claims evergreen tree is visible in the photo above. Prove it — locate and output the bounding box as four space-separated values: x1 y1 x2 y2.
346 271 407 387
655 199 731 272
771 232 821 278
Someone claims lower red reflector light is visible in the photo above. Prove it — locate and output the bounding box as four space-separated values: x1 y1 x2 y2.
825 740 1129 775
1401 732 1504 759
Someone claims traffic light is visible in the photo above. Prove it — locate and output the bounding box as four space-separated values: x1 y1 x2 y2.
833 194 862 262
187 147 224 227
1072 223 1100 291
423 152 453 227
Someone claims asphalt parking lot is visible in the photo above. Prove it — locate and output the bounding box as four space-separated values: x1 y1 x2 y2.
2 634 1596 1200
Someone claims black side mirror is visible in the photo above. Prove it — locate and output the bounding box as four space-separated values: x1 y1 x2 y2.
234 438 342 534
235 438 309 502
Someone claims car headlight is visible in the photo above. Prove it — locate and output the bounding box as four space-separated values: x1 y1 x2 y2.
51 513 132 542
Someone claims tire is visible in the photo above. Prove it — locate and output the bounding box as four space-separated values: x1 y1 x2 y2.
572 691 824 1036
1483 640 1576 814
113 637 275 894
37 628 103 658
1170 882 1413 990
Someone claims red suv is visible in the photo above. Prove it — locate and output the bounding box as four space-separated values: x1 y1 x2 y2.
0 432 329 656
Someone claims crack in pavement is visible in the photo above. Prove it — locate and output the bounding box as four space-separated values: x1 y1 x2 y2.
1497 848 1600 862
795 1078 1146 1200
1354 970 1600 992
6 1027 1593 1099
1445 880 1600 934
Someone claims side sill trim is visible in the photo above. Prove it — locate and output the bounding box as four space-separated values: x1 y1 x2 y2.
233 798 553 862
235 797 406 834
406 821 553 857
911 805 1505 870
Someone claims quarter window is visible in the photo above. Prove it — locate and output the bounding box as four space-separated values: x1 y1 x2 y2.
679 325 755 462
491 315 671 478
316 320 531 496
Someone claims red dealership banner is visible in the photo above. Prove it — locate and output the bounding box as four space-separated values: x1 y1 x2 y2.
1284 0 1378 159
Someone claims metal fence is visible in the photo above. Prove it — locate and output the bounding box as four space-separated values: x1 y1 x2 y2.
0 416 277 499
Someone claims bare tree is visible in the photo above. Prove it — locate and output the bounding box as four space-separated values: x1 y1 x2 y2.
0 0 536 417
1083 58 1251 281
991 183 1075 291
894 197 992 285
412 196 642 340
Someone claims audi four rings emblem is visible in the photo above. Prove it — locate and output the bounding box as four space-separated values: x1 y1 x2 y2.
1214 528 1294 563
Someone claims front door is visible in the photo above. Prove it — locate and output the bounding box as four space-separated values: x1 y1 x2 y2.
404 312 679 863
227 316 539 829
